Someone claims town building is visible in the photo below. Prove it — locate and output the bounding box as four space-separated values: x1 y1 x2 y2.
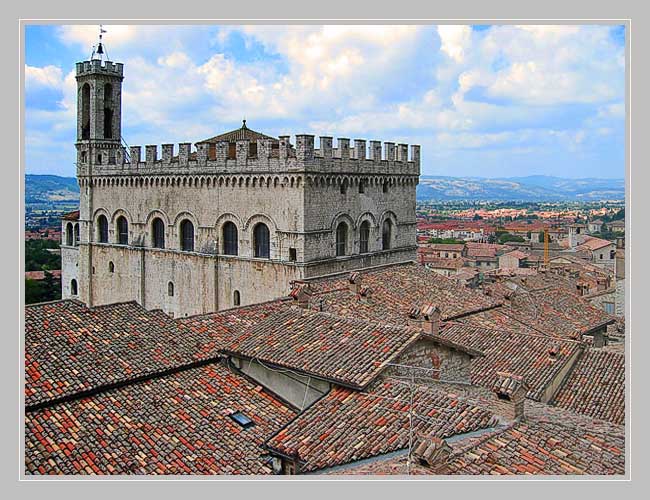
61 56 420 318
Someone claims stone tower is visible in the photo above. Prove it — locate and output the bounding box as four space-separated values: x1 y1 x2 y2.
62 56 421 317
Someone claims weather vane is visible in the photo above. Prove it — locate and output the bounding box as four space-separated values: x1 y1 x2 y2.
90 25 109 61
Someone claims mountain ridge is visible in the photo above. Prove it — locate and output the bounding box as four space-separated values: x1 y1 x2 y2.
25 173 625 203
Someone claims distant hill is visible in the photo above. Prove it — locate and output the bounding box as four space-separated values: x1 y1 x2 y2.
25 173 625 203
417 175 625 201
25 175 79 204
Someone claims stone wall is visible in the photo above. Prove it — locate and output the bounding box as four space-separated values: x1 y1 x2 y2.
387 338 473 384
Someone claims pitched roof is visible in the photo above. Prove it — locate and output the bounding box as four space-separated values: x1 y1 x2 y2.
552 350 625 425
197 121 278 144
444 418 624 475
324 399 625 476
25 299 295 410
303 263 502 324
25 363 296 475
439 323 583 401
224 307 424 389
24 300 207 409
501 250 528 260
577 237 614 252
264 379 498 473
62 210 80 221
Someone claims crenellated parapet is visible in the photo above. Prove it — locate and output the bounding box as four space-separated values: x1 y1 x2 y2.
77 135 421 177
76 59 124 78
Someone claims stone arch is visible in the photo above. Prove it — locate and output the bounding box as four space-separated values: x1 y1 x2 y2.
110 207 134 225
330 212 356 231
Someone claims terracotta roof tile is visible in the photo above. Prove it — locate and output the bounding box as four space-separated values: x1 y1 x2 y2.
224 308 424 389
439 322 583 401
552 350 625 425
25 363 296 475
304 263 502 324
265 379 498 473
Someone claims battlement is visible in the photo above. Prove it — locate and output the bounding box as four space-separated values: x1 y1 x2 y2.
77 135 421 177
76 59 124 77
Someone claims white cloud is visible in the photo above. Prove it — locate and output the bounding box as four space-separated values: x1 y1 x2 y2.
437 25 472 63
25 65 63 89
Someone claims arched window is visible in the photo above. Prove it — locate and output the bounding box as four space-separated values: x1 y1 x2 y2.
340 179 348 195
152 218 165 249
359 221 370 254
253 223 270 258
359 180 365 194
108 261 114 273
233 290 241 306
103 84 113 139
168 282 174 297
97 215 108 243
382 219 392 251
116 216 129 245
74 224 80 246
70 279 78 296
383 181 389 193
81 83 90 140
65 223 73 246
223 221 238 255
180 220 194 251
336 222 348 256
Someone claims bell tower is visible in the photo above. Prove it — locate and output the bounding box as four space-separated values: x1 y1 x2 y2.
75 27 124 172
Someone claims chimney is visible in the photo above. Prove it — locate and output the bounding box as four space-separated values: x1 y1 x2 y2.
547 342 560 363
289 282 312 309
357 286 372 303
492 372 529 421
348 272 362 294
411 436 452 474
421 304 441 336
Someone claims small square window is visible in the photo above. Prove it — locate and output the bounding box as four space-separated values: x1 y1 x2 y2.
230 411 254 429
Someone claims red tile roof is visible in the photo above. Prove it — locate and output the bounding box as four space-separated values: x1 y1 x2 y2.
25 270 62 281
444 418 624 475
25 363 296 475
224 308 424 389
552 350 625 425
325 400 624 476
62 210 80 221
577 237 614 252
304 263 502 324
264 379 498 473
439 323 583 401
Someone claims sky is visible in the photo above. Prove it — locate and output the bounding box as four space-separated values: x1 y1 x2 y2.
24 24 625 179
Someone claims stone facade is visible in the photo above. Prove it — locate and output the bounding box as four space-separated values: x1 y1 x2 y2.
386 338 473 384
62 58 420 317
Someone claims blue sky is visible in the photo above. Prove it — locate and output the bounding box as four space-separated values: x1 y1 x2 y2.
24 24 625 179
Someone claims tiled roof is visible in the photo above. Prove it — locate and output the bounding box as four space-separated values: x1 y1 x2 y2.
197 122 278 144
439 323 583 401
578 237 614 252
425 244 465 252
325 400 625 476
502 286 615 339
25 270 62 281
25 301 207 409
501 250 528 260
552 350 625 425
25 363 296 475
25 299 294 409
420 257 464 270
264 379 498 473
175 299 290 353
304 263 502 324
444 418 624 475
62 210 80 221
224 307 423 389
